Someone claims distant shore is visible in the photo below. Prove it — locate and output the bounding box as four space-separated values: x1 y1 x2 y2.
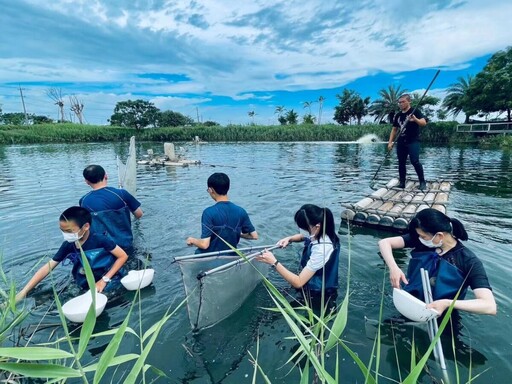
0 122 510 148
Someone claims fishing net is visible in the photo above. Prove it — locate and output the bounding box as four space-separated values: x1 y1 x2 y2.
175 246 274 330
117 136 137 196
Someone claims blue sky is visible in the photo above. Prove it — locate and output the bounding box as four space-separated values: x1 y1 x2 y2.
0 0 511 125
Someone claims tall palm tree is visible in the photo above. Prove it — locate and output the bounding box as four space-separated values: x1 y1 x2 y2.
317 96 325 124
303 101 314 115
442 75 474 123
369 85 407 123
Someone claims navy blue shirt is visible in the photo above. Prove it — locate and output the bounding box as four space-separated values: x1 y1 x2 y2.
199 201 255 253
79 187 141 213
402 234 491 291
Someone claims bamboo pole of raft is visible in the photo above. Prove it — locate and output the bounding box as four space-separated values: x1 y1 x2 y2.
341 208 355 221
416 203 430 214
424 191 436 204
380 203 406 226
402 203 418 216
386 178 399 188
354 197 374 209
440 181 451 191
435 192 449 204
370 187 389 199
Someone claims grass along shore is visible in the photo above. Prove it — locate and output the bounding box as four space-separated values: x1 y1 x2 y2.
1 121 510 147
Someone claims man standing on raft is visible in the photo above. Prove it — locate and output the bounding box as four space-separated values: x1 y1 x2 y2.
388 94 427 191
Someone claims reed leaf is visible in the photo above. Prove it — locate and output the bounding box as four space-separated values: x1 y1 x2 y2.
77 247 99 359
0 362 82 378
83 353 140 373
92 291 138 383
0 347 74 360
124 296 188 384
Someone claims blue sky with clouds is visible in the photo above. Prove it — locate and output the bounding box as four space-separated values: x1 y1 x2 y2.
0 0 511 125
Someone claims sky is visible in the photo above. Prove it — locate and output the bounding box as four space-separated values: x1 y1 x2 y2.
0 0 511 126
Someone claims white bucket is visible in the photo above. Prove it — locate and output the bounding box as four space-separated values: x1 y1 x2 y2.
62 290 108 323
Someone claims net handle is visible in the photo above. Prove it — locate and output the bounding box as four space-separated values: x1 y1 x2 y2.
173 244 276 262
197 244 281 279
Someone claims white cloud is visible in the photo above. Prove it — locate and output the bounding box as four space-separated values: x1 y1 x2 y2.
1 0 511 124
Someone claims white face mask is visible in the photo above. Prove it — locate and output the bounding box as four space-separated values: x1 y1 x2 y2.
62 229 83 243
419 233 442 248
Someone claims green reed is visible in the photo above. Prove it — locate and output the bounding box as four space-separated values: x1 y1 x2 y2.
0 247 185 383
0 122 476 145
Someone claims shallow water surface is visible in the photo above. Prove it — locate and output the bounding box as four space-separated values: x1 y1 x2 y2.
0 141 511 383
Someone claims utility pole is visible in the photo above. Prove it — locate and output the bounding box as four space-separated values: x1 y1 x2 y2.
19 85 29 124
196 107 200 123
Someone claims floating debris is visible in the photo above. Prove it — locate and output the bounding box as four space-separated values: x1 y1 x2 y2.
137 142 201 167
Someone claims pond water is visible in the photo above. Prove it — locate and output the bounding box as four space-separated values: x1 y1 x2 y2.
0 141 511 383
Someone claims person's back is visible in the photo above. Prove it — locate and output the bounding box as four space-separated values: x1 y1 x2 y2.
186 172 258 253
80 164 143 249
200 201 254 253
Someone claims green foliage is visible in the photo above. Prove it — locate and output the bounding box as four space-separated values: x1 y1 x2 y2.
158 110 194 127
109 99 160 130
302 113 316 124
285 109 298 125
202 120 219 127
333 89 370 125
369 84 407 123
442 75 476 123
410 93 440 122
1 112 27 125
467 46 512 121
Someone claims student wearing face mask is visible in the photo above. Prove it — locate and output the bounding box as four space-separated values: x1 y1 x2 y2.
15 206 128 302
256 204 340 310
378 208 496 316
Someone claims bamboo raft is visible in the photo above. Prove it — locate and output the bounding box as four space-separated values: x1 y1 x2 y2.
341 178 452 232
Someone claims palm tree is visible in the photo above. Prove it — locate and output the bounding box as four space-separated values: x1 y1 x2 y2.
369 85 407 124
442 75 474 123
285 109 298 125
274 105 286 124
317 96 325 124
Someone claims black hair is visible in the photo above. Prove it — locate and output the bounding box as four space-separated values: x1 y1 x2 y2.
207 172 230 195
399 93 411 102
83 164 106 184
294 204 339 245
408 208 468 241
59 206 92 228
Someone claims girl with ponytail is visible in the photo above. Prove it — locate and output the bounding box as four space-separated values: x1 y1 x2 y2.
257 204 340 309
378 208 496 316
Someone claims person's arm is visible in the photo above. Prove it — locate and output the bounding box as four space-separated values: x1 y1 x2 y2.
256 250 315 289
15 260 59 302
387 126 398 151
95 245 128 293
409 114 427 127
277 233 305 247
241 231 258 240
186 236 211 250
133 207 143 219
378 236 408 288
427 288 497 315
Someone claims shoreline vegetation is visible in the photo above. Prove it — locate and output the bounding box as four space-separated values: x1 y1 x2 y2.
0 122 510 148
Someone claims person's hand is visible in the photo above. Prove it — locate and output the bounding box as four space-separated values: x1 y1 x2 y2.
387 142 394 151
389 267 407 289
408 114 417 123
95 280 107 293
427 299 451 315
276 237 292 248
256 250 277 265
186 237 195 246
